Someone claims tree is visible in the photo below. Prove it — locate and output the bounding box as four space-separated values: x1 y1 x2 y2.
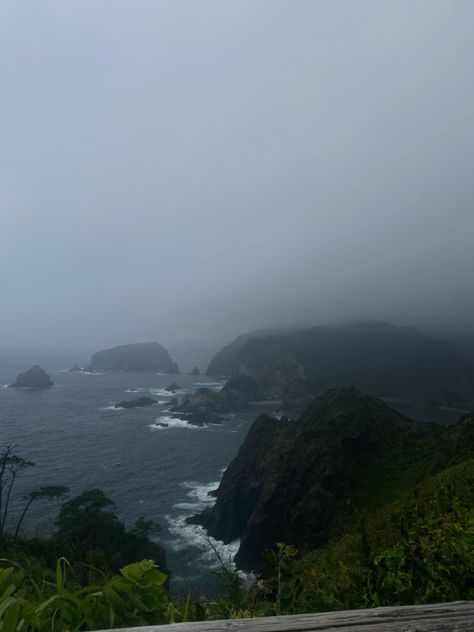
132 517 161 539
55 489 123 552
0 445 34 540
14 485 69 541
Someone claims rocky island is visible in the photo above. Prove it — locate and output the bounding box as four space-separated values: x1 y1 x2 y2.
9 365 53 389
89 342 179 373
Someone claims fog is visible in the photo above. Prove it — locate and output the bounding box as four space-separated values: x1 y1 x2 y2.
1 0 473 355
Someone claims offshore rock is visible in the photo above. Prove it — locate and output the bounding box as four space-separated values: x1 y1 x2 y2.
10 365 53 389
90 342 179 373
115 397 158 409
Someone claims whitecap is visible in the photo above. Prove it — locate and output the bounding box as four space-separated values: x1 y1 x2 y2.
164 478 254 583
165 515 251 582
126 387 186 397
149 415 206 431
196 381 225 390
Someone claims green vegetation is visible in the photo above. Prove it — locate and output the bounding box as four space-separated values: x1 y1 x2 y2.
1 397 473 630
1 455 472 630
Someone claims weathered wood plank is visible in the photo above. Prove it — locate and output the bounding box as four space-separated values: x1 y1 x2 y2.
93 601 474 631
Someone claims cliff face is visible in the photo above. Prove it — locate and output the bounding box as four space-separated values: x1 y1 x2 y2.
89 342 178 373
206 328 293 376
192 387 474 570
209 322 474 407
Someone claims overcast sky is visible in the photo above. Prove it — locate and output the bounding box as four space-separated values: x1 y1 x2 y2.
1 0 473 353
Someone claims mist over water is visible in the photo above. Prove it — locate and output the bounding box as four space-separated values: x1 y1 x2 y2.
0 0 473 351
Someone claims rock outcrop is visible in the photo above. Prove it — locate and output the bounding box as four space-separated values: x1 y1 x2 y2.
165 382 181 393
10 365 53 389
68 364 83 372
89 342 179 373
189 387 474 570
171 387 226 426
115 397 158 409
171 375 262 426
190 366 200 376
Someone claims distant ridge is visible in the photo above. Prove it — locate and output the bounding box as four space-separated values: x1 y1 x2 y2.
206 321 474 406
206 328 294 376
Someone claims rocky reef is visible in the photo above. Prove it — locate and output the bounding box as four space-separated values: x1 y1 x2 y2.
189 387 474 570
115 397 158 409
10 365 53 389
165 382 181 393
171 374 262 426
68 364 83 372
89 342 179 373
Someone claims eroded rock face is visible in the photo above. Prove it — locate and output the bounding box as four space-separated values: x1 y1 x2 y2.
10 365 53 389
90 342 179 373
115 397 158 409
189 387 474 571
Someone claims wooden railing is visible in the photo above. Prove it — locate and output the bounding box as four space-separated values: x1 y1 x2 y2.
94 600 474 631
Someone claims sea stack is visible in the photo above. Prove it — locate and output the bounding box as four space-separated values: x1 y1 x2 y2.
10 365 53 389
68 364 83 372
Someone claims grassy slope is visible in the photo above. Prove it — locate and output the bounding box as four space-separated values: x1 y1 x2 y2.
296 458 474 610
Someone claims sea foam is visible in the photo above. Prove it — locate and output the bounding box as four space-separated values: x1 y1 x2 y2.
149 415 207 431
165 478 252 580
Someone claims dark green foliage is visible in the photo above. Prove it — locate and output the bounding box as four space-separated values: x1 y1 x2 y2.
293 459 474 611
194 389 474 569
53 489 167 578
0 559 169 631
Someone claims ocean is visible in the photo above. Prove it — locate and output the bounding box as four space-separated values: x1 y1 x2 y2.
0 351 465 593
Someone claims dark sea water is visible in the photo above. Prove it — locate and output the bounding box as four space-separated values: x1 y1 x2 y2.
0 352 262 593
0 351 466 593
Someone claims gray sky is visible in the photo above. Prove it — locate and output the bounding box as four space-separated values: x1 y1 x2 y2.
1 0 473 353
